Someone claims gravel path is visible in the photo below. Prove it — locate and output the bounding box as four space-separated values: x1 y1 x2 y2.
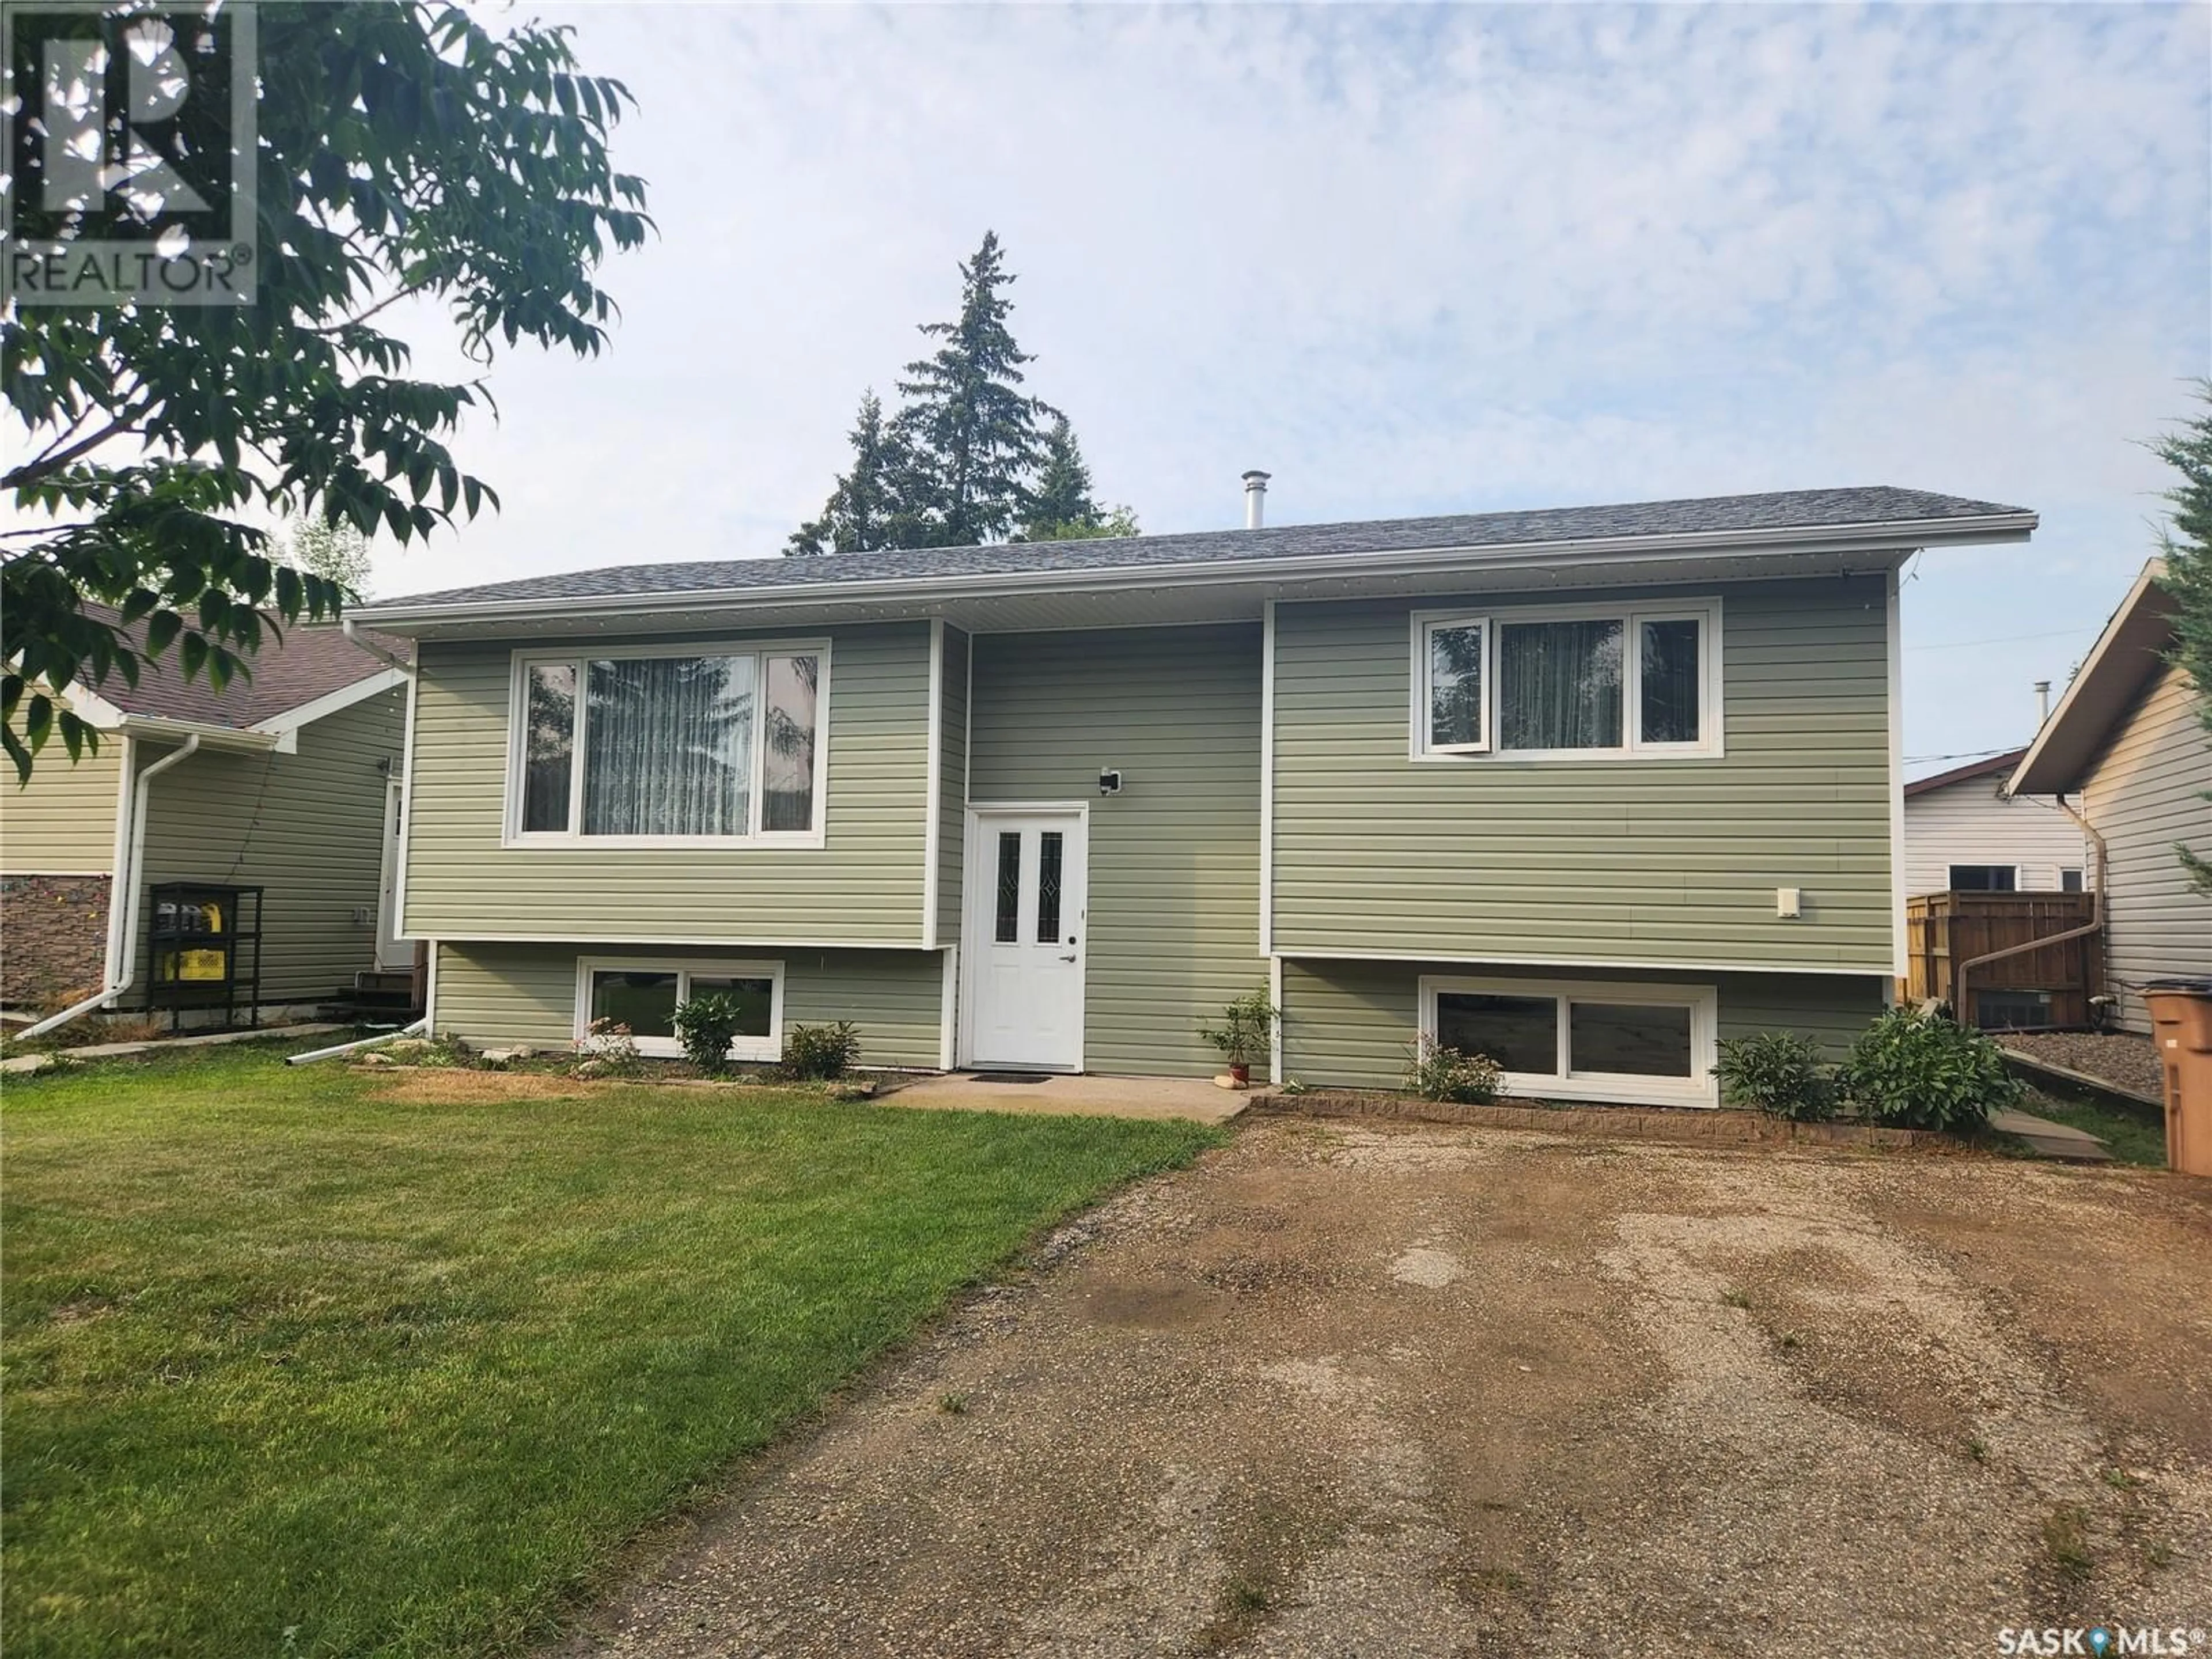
555 1119 2212 1657
2003 1031 2166 1100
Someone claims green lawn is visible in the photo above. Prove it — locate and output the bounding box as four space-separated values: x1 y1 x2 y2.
2015 1085 2169 1168
1 1043 1223 1658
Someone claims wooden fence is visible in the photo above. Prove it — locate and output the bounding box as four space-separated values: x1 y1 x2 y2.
1903 891 2103 1030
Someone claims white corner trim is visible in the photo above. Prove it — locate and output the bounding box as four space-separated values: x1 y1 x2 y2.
101 733 138 983
938 944 958 1071
251 665 411 736
1259 599 1276 955
1268 952 1284 1085
922 619 944 948
1886 566 1907 983
423 937 440 1033
395 664 420 938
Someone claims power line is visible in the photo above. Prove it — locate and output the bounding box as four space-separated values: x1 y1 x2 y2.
1903 746 2019 763
1905 626 2092 653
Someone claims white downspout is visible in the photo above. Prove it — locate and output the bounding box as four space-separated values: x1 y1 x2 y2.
20 734 201 1041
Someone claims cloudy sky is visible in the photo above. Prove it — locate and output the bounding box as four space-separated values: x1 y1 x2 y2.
377 3 2211 776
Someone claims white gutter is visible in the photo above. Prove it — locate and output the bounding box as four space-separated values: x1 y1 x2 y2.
20 734 202 1041
351 512 2040 632
340 617 414 673
286 1017 428 1066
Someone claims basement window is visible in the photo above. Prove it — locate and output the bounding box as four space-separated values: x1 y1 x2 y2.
575 957 783 1060
1418 975 1718 1106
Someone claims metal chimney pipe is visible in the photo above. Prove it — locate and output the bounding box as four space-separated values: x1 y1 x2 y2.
2033 680 2051 725
1242 469 1271 529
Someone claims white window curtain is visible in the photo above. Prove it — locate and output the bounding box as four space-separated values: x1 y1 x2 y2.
1498 620 1623 750
582 656 756 836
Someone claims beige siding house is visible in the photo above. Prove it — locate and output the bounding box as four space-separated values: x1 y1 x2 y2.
355 485 2040 1105
0 625 411 1018
2010 562 2211 1035
1902 749 2090 895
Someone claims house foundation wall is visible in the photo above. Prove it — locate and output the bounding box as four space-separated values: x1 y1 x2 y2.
1280 956 1887 1099
433 941 946 1070
0 874 112 1008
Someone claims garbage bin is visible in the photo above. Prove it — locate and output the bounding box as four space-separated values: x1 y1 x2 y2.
2143 980 2212 1178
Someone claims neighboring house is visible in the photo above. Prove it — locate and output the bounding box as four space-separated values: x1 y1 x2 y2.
1902 749 2089 895
351 484 2038 1107
0 622 413 1018
2008 560 2211 1035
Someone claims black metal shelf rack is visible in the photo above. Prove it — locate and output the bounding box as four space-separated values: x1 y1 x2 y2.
146 882 264 1032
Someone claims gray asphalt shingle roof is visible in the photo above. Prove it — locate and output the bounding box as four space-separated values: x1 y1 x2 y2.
369 485 2031 613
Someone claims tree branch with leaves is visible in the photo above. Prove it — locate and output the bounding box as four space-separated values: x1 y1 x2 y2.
3 2 651 780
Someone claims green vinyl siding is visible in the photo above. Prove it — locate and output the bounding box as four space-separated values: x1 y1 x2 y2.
1271 577 1893 970
968 624 1265 1079
1281 957 1884 1091
404 624 930 944
434 940 943 1068
131 688 406 1004
936 626 968 948
2 740 122 873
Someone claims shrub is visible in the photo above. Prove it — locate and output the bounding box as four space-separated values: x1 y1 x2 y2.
672 993 747 1075
783 1020 861 1081
1199 989 1277 1070
573 1017 643 1078
1403 1034 1501 1104
1711 1031 1838 1121
1840 1006 2024 1132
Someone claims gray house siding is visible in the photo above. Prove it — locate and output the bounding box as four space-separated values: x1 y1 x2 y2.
132 688 407 1004
1280 957 1885 1092
2083 664 2211 1034
433 940 943 1068
1270 577 1893 972
968 624 1267 1080
403 623 931 945
1 740 123 873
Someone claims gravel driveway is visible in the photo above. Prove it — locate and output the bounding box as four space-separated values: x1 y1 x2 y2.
558 1118 2212 1658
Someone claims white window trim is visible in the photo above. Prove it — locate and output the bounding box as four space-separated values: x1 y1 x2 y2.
573 955 785 1061
503 638 831 849
1417 973 1718 1108
1408 597 1724 762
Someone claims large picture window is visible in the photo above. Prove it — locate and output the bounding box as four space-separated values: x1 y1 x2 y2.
1412 600 1719 759
574 957 784 1060
509 643 827 843
1419 975 1717 1105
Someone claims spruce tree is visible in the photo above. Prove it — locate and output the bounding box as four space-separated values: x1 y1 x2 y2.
892 231 1054 547
787 391 915 555
2151 386 2212 894
1016 416 1140 542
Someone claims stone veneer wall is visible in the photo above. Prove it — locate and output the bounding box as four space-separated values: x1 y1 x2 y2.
1 874 111 1007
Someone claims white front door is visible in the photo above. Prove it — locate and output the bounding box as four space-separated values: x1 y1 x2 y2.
375 778 412 971
963 808 1086 1071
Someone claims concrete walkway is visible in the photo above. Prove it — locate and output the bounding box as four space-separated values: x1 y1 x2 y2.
1987 1105 2112 1161
877 1070 1249 1124
0 1022 346 1075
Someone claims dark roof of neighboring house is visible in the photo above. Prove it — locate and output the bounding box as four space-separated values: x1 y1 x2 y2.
84 610 410 730
2009 561 2178 796
1904 748 2029 798
360 485 2033 615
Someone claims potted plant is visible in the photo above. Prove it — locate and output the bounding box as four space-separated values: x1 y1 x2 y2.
1200 988 1278 1088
